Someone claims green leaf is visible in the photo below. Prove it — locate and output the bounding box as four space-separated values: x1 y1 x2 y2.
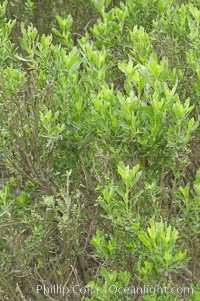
52 27 63 38
138 231 152 250
91 0 104 15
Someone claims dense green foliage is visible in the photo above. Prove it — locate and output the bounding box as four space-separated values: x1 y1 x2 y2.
0 0 200 300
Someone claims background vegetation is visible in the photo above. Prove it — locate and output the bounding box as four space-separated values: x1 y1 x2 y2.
0 0 199 300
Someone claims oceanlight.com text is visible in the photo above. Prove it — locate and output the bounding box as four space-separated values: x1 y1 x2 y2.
36 284 194 297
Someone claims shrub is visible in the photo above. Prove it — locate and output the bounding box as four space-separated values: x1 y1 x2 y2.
0 0 199 300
